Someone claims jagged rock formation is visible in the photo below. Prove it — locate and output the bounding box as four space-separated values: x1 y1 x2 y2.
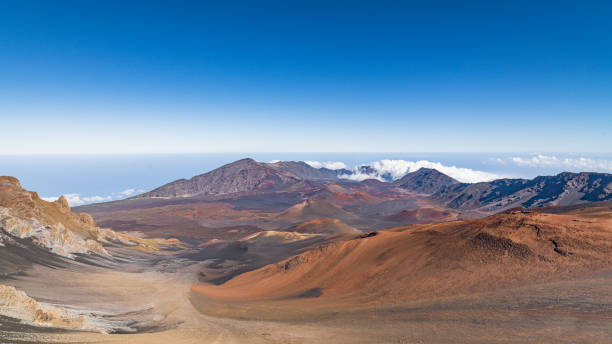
0 209 100 257
0 176 134 258
0 284 88 330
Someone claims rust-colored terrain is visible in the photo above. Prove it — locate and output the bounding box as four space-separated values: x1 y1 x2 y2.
76 159 612 246
189 204 612 343
2 160 612 343
194 205 612 305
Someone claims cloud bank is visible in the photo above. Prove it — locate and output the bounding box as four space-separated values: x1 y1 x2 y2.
304 161 348 170
42 188 144 206
495 155 612 172
119 188 137 196
340 159 502 183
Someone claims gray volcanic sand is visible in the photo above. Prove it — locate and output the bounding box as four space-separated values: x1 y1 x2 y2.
1 252 610 343
189 271 612 344
0 253 362 344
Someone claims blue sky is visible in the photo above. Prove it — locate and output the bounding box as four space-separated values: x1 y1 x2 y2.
1 1 611 154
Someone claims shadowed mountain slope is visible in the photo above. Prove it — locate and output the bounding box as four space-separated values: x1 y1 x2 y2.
136 159 351 199
137 158 301 198
434 171 612 212
268 161 350 180
394 167 460 194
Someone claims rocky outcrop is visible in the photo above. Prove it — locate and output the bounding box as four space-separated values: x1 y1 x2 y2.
55 195 70 213
0 284 87 330
0 284 129 333
0 176 136 258
0 207 109 257
0 176 21 188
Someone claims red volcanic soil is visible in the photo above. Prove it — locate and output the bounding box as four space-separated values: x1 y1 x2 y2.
160 202 258 221
193 205 612 306
291 218 360 234
353 179 414 197
327 191 379 206
386 207 457 223
254 177 280 190
198 238 228 248
85 201 267 241
276 199 356 223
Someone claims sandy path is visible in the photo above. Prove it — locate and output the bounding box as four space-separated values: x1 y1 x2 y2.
2 255 611 344
1 259 361 344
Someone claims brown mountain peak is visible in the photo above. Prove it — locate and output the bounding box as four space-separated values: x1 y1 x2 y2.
55 195 71 213
394 168 459 194
0 176 22 188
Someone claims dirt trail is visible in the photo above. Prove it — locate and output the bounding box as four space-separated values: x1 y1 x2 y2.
0 259 363 344
2 254 612 343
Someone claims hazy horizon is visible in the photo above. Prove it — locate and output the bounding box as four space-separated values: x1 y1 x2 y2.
3 152 612 206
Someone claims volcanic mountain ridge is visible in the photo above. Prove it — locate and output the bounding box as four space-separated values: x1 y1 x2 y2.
137 159 350 198
433 171 612 212
394 167 460 193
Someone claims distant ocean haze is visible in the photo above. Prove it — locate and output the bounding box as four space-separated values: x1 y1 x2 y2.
1 153 612 206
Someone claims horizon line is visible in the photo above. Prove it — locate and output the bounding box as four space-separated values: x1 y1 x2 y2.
2 151 612 157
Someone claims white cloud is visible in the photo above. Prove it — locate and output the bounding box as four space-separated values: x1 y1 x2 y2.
119 188 136 196
269 160 281 163
42 193 111 206
339 159 502 183
322 161 348 170
83 195 113 203
304 161 348 170
41 196 60 202
41 187 142 206
60 193 87 206
60 194 82 206
339 172 379 182
304 161 323 168
501 155 612 172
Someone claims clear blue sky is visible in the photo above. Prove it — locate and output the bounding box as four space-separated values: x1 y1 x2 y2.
1 1 611 154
